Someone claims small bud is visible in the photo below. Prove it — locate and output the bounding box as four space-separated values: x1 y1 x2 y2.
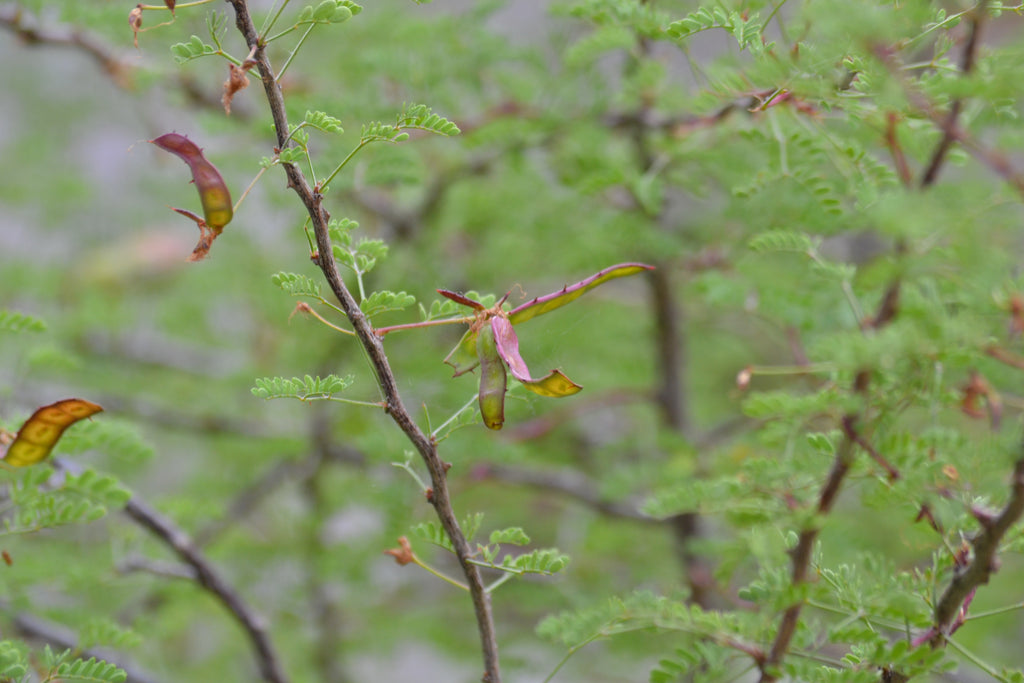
128 5 143 48
288 302 313 322
425 488 434 503
736 365 753 392
384 536 415 566
1 550 11 566
164 0 176 14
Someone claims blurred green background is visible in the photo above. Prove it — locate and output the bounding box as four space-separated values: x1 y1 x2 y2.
3 1 1024 682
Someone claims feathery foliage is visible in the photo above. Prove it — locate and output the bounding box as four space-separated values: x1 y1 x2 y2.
4 0 1024 682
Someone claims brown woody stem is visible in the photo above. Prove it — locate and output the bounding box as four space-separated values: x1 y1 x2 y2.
224 2 501 680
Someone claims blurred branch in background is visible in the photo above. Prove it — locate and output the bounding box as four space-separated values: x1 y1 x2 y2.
52 457 290 683
0 3 133 86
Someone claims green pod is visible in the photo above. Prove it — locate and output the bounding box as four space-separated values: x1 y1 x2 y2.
476 321 507 430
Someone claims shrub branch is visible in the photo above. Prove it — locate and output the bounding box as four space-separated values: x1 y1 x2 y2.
223 2 501 681
920 0 986 188
52 458 289 683
928 455 1024 646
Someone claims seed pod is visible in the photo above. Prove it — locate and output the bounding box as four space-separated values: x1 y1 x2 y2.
476 322 507 430
491 316 582 397
150 133 233 233
3 399 103 467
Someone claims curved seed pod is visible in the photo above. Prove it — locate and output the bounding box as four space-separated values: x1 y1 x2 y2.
476 322 507 430
151 133 233 231
491 317 582 397
3 399 103 467
509 262 654 325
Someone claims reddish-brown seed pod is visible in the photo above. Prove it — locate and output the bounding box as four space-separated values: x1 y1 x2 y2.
150 133 233 260
150 133 233 232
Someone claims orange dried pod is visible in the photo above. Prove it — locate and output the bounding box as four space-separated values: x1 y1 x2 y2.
3 399 103 467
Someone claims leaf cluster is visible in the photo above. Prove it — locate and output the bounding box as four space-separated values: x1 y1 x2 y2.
251 374 354 402
413 517 569 578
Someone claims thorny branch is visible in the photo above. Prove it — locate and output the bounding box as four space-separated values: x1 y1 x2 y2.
52 458 289 683
927 456 1024 646
223 2 501 681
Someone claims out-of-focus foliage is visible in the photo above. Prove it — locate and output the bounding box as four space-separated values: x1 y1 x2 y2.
2 0 1024 682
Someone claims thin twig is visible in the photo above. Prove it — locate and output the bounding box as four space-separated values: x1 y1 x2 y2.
123 493 290 682
648 266 691 435
874 13 1024 199
51 458 290 683
920 1 986 188
224 3 501 680
884 112 913 188
841 415 900 481
986 345 1024 370
760 433 858 683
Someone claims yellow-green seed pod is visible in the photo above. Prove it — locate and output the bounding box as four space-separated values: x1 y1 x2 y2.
476 321 507 430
